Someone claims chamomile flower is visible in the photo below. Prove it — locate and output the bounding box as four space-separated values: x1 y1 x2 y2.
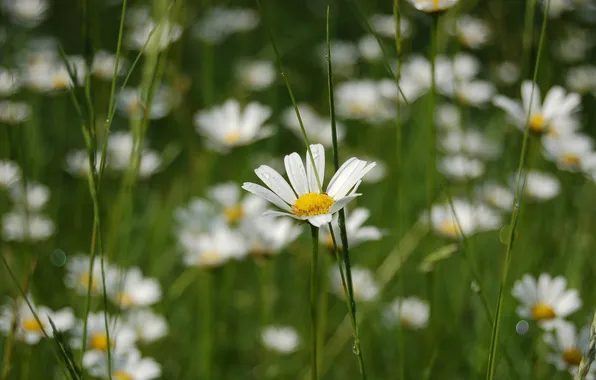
126 17 183 53
494 61 520 86
542 133 594 172
106 131 163 178
2 0 49 27
64 255 107 296
0 160 21 188
513 170 561 201
384 297 430 329
194 99 273 152
2 211 54 241
116 86 176 120
24 56 86 93
565 65 596 95
9 182 50 211
84 349 161 380
330 266 379 302
493 80 582 136
261 325 300 354
321 208 384 250
335 80 394 121
0 297 74 344
408 0 459 13
174 198 219 238
401 55 454 102
64 150 101 178
369 14 412 38
243 217 302 258
456 15 490 49
435 103 461 130
181 224 248 268
194 7 259 44
544 321 594 378
440 130 501 159
0 100 32 124
358 34 383 62
71 311 137 353
107 267 162 309
554 28 593 63
542 0 574 18
0 67 21 96
207 182 267 226
476 182 514 211
91 50 128 80
124 309 168 344
512 273 582 330
445 53 494 106
236 59 275 91
319 40 359 76
439 155 485 181
361 157 387 183
282 104 346 147
428 199 502 239
243 144 376 227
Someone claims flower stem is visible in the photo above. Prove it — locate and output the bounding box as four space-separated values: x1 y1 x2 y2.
199 269 213 380
310 225 320 380
485 1 551 379
427 14 439 215
575 310 596 380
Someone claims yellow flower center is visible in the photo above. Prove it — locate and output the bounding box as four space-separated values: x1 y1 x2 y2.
417 0 442 11
224 205 244 224
348 103 367 116
112 371 133 380
438 221 459 238
224 131 241 145
128 99 142 115
291 193 334 217
117 292 135 308
561 154 580 167
562 348 583 366
529 114 547 133
78 272 98 292
22 318 43 333
90 333 109 351
199 251 222 267
53 75 70 89
531 303 556 321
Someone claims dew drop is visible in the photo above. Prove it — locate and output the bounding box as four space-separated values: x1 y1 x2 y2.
516 320 529 335
470 281 480 293
352 343 360 355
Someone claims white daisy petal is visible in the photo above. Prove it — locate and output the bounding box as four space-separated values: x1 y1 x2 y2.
284 153 309 196
255 165 297 204
305 144 325 192
307 214 333 227
329 194 361 214
242 182 291 212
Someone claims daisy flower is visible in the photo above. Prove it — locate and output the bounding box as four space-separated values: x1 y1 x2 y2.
0 297 74 344
435 103 461 130
513 170 561 201
64 255 107 296
494 61 520 86
126 15 183 53
2 211 54 242
330 266 379 302
542 133 594 172
282 104 346 147
181 224 248 268
428 198 502 239
261 325 301 354
84 349 161 380
243 217 302 259
91 50 128 80
64 150 101 178
318 40 359 76
369 14 412 39
71 311 137 353
542 0 574 18
123 309 168 344
455 15 490 49
9 181 50 211
401 55 454 103
0 160 21 188
194 99 273 151
554 28 592 64
361 157 387 183
440 130 501 159
443 53 495 106
2 0 49 27
106 131 163 178
0 67 21 96
107 267 162 309
512 273 582 330
476 182 514 212
194 7 259 44
439 155 485 181
242 144 376 227
565 65 596 95
0 100 32 124
408 0 459 12
493 80 582 136
384 297 430 329
335 80 394 122
207 182 267 226
116 86 176 120
544 321 593 378
236 59 275 91
321 207 384 250
358 35 383 62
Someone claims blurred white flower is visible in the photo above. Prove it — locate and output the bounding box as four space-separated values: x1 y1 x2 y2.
0 67 21 96
71 311 137 353
554 28 593 63
321 207 384 250
456 15 490 49
2 211 54 241
64 150 101 178
124 309 168 344
476 183 514 212
0 100 32 124
282 104 346 147
512 273 581 330
335 80 394 122
544 321 593 378
65 255 108 296
435 103 461 130
84 349 161 380
127 17 182 53
194 99 273 152
494 61 520 85
428 199 502 239
369 14 412 38
440 130 501 159
330 266 379 302
106 131 163 178
243 217 302 258
24 56 86 93
0 160 21 188
442 53 494 106
384 297 430 329
243 144 375 227
194 7 259 44
542 0 574 18
400 55 454 103
236 59 275 91
9 181 50 211
358 34 383 62
512 170 561 201
565 65 596 95
0 297 74 344
92 50 128 80
261 325 300 354
439 155 485 181
107 267 162 309
319 40 359 76
208 182 268 226
182 224 248 268
542 133 594 172
408 0 459 12
2 0 49 27
493 80 582 136
117 85 177 120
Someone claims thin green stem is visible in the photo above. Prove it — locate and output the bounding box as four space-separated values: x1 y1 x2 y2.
521 0 537 79
310 225 320 380
485 1 551 379
427 14 439 215
199 270 213 380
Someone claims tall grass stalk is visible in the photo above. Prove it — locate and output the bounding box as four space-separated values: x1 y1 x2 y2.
198 270 213 379
521 0 537 79
427 14 439 216
326 7 367 378
485 1 551 379
310 226 320 380
575 310 596 380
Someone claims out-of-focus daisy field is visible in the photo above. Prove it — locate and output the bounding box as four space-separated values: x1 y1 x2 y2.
2 0 596 378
